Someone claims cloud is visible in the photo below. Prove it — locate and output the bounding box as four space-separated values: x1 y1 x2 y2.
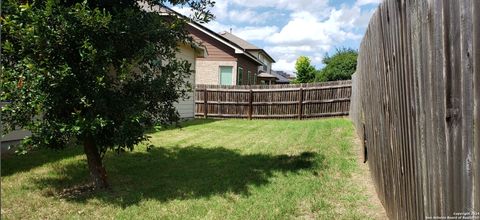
204 22 278 41
171 0 379 72
355 0 382 7
272 59 297 73
226 10 271 25
233 26 279 41
224 0 331 17
266 10 361 52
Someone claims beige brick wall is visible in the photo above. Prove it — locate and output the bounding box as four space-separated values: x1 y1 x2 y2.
196 60 237 85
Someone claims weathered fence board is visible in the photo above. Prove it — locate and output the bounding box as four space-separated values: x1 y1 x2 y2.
195 81 351 119
350 0 479 219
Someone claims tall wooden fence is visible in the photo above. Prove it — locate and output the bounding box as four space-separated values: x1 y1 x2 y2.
350 0 479 219
195 80 351 119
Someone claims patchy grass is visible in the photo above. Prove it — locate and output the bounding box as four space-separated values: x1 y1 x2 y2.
1 118 383 219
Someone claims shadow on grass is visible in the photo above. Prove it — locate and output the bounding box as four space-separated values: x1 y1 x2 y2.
1 147 83 177
34 146 327 208
2 120 217 177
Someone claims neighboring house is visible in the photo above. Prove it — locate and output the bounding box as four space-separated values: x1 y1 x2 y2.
174 42 207 118
0 12 208 152
187 25 264 85
149 5 278 86
219 32 279 85
272 71 292 84
219 32 276 76
0 44 205 153
141 3 208 119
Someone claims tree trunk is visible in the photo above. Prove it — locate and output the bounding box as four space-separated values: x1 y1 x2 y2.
84 136 109 189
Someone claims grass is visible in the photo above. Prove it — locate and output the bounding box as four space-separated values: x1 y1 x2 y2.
1 118 381 219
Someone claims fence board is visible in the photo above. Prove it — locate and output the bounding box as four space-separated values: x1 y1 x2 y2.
473 0 480 214
350 0 479 219
195 81 351 119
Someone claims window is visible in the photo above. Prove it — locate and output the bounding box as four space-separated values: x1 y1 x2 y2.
237 67 244 85
254 73 257 85
219 66 233 85
247 71 252 85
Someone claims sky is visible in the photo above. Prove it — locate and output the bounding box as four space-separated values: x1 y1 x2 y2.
172 0 381 74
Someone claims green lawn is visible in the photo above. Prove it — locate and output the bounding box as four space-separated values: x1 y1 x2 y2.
1 118 382 219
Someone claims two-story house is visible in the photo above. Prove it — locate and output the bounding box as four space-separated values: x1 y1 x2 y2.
219 32 278 85
187 24 265 85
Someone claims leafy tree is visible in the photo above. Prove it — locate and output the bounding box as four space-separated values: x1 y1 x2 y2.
1 0 214 188
316 48 358 82
294 56 316 83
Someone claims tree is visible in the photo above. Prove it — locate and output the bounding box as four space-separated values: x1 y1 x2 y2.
294 56 316 83
316 48 358 82
1 0 214 189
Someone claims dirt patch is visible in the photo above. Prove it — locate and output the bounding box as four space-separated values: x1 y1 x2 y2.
351 137 388 220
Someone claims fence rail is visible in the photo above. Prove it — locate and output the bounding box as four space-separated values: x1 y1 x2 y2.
350 0 479 219
195 81 352 119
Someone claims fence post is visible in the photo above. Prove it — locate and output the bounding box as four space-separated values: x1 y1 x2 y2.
248 89 253 120
298 87 304 120
203 89 208 119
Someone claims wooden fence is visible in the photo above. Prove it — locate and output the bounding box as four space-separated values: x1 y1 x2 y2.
350 0 479 219
195 80 351 119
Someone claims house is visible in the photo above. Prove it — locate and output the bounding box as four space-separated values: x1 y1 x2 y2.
173 42 208 118
147 5 278 86
219 32 277 81
187 25 265 85
271 71 292 84
0 8 208 152
140 3 208 119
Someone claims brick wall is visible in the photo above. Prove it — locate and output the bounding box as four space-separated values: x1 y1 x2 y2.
196 60 237 85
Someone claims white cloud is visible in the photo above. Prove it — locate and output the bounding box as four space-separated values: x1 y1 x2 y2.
227 10 271 25
211 1 230 20
224 0 331 17
260 4 372 72
171 0 379 72
355 0 382 7
267 10 361 48
204 22 278 41
329 5 376 29
272 59 297 73
204 21 233 33
234 26 279 41
267 45 315 54
170 6 193 17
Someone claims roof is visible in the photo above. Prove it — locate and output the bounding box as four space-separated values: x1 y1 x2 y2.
139 3 263 65
271 71 291 83
187 22 263 65
219 32 276 63
219 32 260 50
257 72 278 79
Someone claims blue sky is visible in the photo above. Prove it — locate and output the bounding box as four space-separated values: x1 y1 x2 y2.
173 0 381 74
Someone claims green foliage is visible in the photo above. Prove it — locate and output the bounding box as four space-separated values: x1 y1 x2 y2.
316 48 358 82
294 56 316 83
1 0 214 155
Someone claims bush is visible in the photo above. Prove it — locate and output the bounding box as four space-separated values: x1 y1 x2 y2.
316 48 358 82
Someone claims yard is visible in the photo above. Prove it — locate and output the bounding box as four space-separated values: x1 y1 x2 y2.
1 118 385 219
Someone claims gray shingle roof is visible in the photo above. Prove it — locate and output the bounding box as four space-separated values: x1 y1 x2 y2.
219 31 260 50
272 71 291 83
219 31 276 63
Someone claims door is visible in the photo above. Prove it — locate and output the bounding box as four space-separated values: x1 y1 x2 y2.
220 66 233 85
